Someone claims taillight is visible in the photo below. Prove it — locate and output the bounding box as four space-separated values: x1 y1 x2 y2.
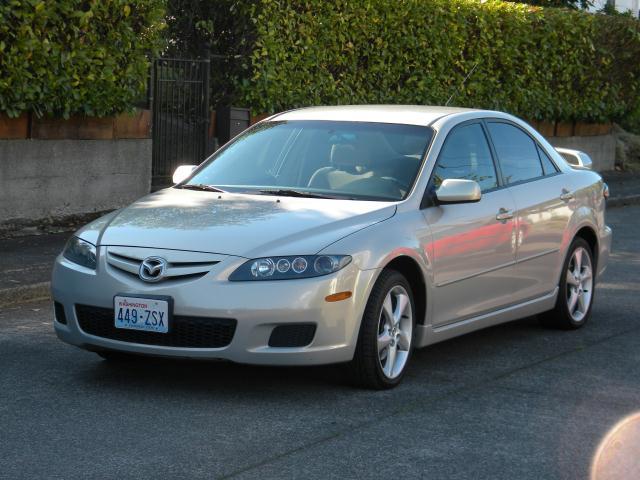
603 183 610 199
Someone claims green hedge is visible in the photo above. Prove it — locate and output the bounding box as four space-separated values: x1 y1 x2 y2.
223 0 640 124
0 0 165 118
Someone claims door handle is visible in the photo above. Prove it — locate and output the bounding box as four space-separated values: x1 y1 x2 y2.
496 208 514 222
560 188 574 202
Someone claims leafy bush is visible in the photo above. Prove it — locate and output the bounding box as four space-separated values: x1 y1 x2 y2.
510 0 592 9
235 0 640 124
0 0 166 118
171 0 637 125
594 12 640 130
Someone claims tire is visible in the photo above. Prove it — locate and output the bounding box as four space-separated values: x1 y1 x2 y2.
348 269 416 389
539 237 595 330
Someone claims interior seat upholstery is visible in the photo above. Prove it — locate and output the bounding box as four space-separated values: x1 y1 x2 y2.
307 144 367 190
308 144 403 199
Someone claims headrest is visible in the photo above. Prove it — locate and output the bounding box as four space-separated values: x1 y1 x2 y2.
331 144 360 169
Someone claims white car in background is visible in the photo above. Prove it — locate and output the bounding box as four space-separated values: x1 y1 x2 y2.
52 106 611 389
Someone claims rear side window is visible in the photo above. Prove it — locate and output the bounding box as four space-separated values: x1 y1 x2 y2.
487 122 543 185
433 123 497 192
537 145 559 175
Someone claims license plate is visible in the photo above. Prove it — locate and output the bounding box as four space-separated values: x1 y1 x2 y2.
114 295 169 333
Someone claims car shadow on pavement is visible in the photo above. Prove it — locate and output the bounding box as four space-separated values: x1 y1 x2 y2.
72 315 552 396
77 352 357 396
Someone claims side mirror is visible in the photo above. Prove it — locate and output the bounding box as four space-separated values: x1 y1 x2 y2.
435 179 482 204
172 165 198 184
555 148 593 170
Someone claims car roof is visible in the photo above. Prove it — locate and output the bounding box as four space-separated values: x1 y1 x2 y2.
270 105 486 127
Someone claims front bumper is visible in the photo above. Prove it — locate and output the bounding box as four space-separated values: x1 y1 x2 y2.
597 225 612 280
52 248 377 366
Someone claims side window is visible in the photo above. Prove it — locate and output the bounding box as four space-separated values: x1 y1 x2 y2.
537 145 559 175
487 122 543 184
433 123 497 192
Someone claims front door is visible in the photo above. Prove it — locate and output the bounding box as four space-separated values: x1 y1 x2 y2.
422 122 517 327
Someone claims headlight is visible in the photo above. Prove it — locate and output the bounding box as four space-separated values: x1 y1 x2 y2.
229 255 351 281
62 236 97 270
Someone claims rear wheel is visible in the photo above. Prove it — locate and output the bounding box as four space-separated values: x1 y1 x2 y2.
540 237 595 329
348 270 416 389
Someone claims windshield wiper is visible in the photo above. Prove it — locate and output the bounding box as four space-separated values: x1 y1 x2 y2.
176 184 226 193
257 189 335 199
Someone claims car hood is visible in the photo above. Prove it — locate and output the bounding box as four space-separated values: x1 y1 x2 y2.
90 188 396 258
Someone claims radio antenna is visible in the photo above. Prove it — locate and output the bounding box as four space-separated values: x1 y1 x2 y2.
445 63 478 107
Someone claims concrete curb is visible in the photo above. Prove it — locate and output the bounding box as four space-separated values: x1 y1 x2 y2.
0 282 51 308
608 194 640 208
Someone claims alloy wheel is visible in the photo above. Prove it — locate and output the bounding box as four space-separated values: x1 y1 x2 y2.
565 246 593 322
377 285 413 379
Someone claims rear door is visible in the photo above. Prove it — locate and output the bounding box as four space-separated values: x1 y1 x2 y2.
422 121 518 327
485 121 571 302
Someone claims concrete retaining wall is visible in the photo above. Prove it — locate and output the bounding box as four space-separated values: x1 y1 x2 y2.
0 139 151 226
547 134 616 172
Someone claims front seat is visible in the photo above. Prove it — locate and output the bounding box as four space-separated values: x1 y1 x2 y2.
307 144 369 190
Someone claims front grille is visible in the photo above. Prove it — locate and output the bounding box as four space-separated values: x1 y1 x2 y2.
106 252 219 283
75 305 236 348
268 324 316 348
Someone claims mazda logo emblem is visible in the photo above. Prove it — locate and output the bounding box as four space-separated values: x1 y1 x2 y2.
139 257 167 282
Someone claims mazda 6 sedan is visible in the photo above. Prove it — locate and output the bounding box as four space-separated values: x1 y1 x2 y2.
52 105 612 389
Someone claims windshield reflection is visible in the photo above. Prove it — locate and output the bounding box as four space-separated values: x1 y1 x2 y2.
186 120 433 202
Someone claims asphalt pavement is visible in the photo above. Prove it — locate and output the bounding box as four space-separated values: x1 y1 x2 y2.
602 170 640 202
0 206 639 480
0 233 69 291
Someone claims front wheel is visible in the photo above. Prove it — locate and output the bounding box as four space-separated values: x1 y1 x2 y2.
348 270 416 389
540 237 595 329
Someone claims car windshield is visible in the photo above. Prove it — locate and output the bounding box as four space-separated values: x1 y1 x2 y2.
185 120 434 201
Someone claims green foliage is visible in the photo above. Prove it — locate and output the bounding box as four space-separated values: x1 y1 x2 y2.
225 0 639 124
0 0 166 118
594 13 640 123
509 0 592 9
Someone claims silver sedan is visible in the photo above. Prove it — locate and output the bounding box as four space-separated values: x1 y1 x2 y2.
52 106 612 389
